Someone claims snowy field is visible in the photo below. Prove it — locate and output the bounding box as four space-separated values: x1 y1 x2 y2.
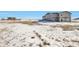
0 22 79 47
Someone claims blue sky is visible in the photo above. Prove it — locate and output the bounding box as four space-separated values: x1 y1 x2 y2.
0 11 79 20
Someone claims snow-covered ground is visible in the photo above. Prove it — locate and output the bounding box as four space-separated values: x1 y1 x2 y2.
0 23 79 47
39 22 79 26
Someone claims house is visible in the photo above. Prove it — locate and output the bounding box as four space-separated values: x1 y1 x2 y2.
42 13 59 22
0 17 21 22
1 17 21 21
39 11 71 22
73 18 79 20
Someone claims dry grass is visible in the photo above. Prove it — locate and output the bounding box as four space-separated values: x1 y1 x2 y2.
50 24 73 31
0 20 38 25
19 21 38 25
61 25 73 31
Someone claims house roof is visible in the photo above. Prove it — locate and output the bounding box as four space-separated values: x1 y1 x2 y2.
60 11 72 14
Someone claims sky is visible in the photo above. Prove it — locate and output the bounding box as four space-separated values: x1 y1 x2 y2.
0 11 79 20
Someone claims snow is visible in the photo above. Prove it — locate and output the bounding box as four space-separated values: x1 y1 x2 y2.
0 23 79 47
39 22 79 26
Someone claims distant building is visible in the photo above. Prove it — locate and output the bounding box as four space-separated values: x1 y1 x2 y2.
73 18 79 20
1 17 21 20
39 11 71 22
7 17 16 20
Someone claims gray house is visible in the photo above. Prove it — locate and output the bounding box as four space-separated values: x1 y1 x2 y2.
39 11 71 22
42 13 59 22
